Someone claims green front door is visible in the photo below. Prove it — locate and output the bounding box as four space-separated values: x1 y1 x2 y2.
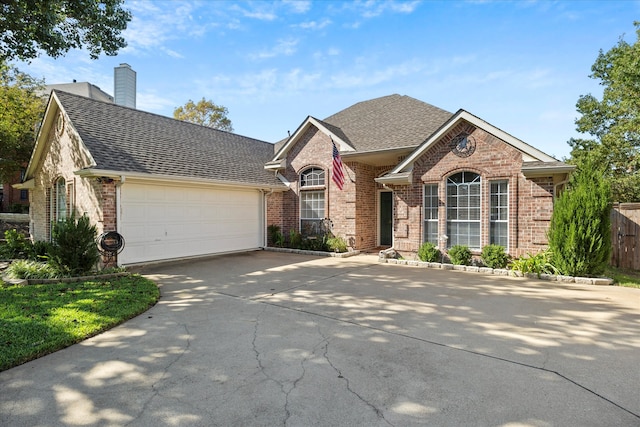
380 191 393 246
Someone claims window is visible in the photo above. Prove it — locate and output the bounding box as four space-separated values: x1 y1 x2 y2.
300 168 325 235
423 184 439 244
446 172 480 249
55 177 67 221
20 190 28 200
490 180 509 247
301 167 325 187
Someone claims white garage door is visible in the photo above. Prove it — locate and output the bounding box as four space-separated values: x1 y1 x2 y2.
118 182 263 265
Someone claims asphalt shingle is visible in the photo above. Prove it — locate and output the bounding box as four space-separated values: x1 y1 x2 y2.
321 94 453 152
54 91 283 187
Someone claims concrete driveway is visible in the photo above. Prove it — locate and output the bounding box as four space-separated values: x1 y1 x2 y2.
1 251 639 426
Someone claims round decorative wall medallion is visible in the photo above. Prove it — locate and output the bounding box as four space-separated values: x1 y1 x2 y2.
56 113 65 136
451 133 476 157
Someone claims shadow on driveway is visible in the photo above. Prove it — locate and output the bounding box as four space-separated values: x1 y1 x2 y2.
1 251 639 426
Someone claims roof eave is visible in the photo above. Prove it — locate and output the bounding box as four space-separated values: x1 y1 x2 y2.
74 169 289 192
521 164 576 178
374 171 413 185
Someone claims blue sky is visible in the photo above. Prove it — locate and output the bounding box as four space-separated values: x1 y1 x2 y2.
14 0 640 160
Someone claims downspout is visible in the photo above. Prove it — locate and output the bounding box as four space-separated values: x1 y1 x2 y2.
261 188 274 249
115 176 125 266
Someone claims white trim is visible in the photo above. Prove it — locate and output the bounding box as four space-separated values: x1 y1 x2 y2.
73 168 287 192
388 110 558 176
269 116 354 165
489 179 509 250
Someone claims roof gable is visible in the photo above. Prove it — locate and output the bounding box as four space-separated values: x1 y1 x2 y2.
322 94 453 153
268 94 453 167
377 110 567 184
28 91 284 189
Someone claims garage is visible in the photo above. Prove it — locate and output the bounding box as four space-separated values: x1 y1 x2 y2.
118 182 264 265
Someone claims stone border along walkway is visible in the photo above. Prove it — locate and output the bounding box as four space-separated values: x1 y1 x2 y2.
265 246 614 286
379 257 614 285
1 249 613 286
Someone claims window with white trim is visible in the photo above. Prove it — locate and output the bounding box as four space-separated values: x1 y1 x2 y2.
423 184 439 244
300 167 325 236
446 171 480 249
490 180 509 247
55 177 67 221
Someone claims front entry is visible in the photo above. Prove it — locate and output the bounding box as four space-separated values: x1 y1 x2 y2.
379 191 393 246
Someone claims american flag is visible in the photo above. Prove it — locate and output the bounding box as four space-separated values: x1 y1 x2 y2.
332 141 345 190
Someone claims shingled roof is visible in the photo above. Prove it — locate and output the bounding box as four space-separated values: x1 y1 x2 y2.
320 94 453 153
54 90 283 188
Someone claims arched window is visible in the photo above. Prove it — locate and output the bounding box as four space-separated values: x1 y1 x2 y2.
446 171 480 249
55 177 67 221
300 167 325 236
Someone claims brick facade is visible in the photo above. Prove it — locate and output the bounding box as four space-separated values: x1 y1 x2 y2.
272 127 400 250
269 121 562 257
29 111 118 261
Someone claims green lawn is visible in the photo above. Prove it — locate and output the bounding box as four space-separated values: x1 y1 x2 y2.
606 266 640 289
0 275 159 371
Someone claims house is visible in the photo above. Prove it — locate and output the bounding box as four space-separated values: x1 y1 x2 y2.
17 91 572 265
266 94 573 258
17 90 285 265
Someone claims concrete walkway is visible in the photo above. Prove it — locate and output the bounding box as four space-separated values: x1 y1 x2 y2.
1 251 639 426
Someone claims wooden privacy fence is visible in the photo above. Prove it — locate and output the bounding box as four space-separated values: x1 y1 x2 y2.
611 203 640 271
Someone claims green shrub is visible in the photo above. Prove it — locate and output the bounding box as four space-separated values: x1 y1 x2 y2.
301 235 328 251
267 224 282 247
29 240 53 261
326 236 348 253
0 229 31 259
547 159 612 277
510 251 558 277
481 244 510 269
289 229 302 249
447 245 472 265
417 242 440 262
4 260 60 279
47 215 100 276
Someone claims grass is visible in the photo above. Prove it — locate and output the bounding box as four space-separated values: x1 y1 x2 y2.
0 275 159 371
606 266 640 289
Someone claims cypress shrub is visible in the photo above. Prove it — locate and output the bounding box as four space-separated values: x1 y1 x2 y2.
547 160 612 277
48 215 100 276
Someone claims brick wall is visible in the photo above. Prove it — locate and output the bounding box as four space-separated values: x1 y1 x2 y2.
389 122 556 257
30 111 115 242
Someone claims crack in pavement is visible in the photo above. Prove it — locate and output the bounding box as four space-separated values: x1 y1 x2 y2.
125 322 193 426
318 327 395 426
258 298 640 422
208 287 640 422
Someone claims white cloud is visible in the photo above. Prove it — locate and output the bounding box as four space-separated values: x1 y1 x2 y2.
297 19 332 30
329 59 424 88
250 38 299 60
120 1 212 56
231 3 277 21
283 0 312 14
137 91 177 112
357 0 421 18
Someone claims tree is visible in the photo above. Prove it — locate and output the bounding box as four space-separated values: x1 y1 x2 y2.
0 0 131 62
0 61 46 183
568 22 640 202
173 98 234 132
547 158 612 277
